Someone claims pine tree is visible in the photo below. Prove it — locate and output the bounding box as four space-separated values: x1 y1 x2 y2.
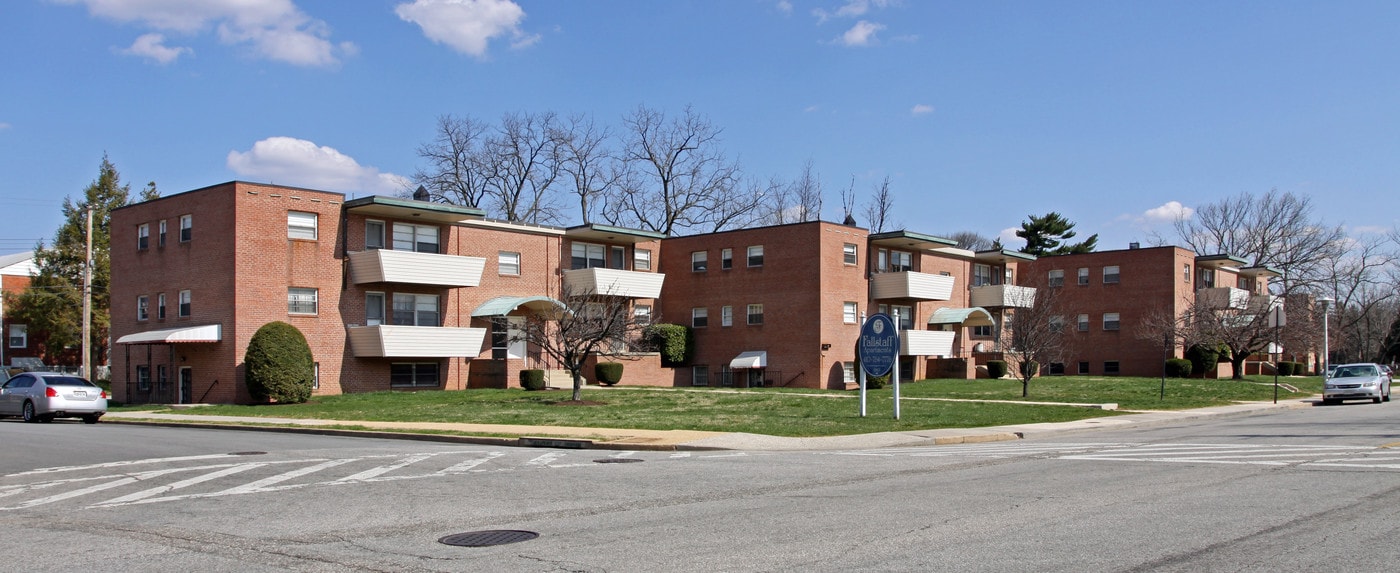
1015 212 1098 256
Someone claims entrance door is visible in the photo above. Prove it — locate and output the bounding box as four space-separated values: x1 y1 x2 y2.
178 367 192 404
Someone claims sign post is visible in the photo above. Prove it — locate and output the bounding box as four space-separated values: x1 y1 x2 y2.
859 312 900 420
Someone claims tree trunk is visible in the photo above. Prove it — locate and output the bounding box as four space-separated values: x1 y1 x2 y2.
1230 354 1247 380
571 369 584 402
1021 377 1030 397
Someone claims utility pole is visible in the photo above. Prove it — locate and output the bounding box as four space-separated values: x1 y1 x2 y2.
82 206 93 379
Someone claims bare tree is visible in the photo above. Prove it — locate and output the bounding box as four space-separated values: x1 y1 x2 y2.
601 105 745 235
414 114 491 208
482 111 563 224
515 287 648 402
862 176 896 233
554 114 618 224
790 160 824 222
1318 236 1399 363
998 283 1068 397
947 231 994 251
1180 296 1283 380
839 176 857 225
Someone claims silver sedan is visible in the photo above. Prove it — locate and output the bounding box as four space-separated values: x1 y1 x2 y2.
1322 363 1391 405
0 372 108 423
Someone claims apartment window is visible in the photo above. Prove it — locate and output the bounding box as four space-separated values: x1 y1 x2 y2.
393 293 439 326
288 288 318 315
877 249 889 272
747 304 764 325
178 290 191 317
692 365 709 387
1048 269 1064 287
393 223 439 253
137 296 149 321
1049 315 1065 333
179 214 192 242
1048 362 1065 375
137 224 149 250
313 363 320 390
692 307 708 328
136 365 151 391
892 305 913 329
571 242 605 269
634 248 652 271
1077 314 1089 332
499 251 521 276
1104 361 1121 375
611 246 626 269
287 211 318 240
973 325 994 337
1199 268 1215 289
843 243 858 265
157 365 167 390
721 248 733 270
843 362 856 385
1078 361 1090 375
974 264 993 287
843 302 859 324
1077 267 1089 286
158 220 167 247
8 324 27 348
365 292 385 326
890 250 913 272
747 245 764 267
1182 263 1191 283
156 293 166 320
721 305 733 327
1103 312 1120 331
1237 275 1252 291
633 304 652 326
490 318 524 360
1005 267 1014 284
390 362 440 388
691 251 708 272
1103 265 1120 284
365 220 385 250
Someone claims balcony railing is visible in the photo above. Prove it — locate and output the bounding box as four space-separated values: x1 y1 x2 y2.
347 249 486 287
346 325 487 358
970 284 1037 309
901 329 956 357
561 267 665 298
1197 287 1251 310
870 271 955 301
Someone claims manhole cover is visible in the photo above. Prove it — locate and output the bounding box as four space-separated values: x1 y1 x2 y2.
594 458 643 464
229 451 267 456
439 530 539 547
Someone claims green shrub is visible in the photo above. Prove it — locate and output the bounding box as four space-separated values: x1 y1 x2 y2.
986 360 1008 379
1276 361 1294 376
642 323 693 365
244 321 314 404
595 362 624 385
520 369 545 391
1019 361 1039 378
1165 358 1193 378
864 373 889 389
1186 344 1221 376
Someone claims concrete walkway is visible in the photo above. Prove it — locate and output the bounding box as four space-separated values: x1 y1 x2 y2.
102 399 1317 451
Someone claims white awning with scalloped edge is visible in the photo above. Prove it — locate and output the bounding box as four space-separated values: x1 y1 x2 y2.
116 324 222 344
730 351 767 369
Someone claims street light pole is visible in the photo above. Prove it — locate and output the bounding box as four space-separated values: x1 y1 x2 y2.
1319 296 1334 377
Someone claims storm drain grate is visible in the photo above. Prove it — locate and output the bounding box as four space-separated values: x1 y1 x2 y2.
594 458 643 464
229 451 267 456
439 530 539 547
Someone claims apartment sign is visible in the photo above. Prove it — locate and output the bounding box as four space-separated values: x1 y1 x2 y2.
859 313 899 377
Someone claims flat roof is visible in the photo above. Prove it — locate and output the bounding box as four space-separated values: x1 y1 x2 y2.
869 230 958 251
343 195 485 224
565 223 667 244
1195 254 1250 270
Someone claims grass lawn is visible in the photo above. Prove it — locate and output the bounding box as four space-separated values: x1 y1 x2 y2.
112 375 1319 437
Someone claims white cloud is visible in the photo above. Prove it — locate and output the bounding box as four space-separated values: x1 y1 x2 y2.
777 1 794 15
837 20 885 47
55 0 352 67
911 104 934 115
1347 225 1390 236
998 227 1024 249
1142 201 1194 223
804 104 821 113
118 33 192 64
814 1 892 24
227 137 410 194
0 122 11 130
395 0 536 59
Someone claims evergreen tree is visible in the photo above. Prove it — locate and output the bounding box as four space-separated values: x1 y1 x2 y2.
5 155 134 367
1015 212 1098 256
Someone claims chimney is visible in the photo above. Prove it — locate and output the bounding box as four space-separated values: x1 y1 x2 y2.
1129 242 1140 249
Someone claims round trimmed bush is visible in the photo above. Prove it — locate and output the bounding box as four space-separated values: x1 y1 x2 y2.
1019 361 1039 378
520 369 546 391
986 360 1008 379
1276 362 1294 376
1165 358 1193 378
244 321 314 404
595 362 624 386
865 373 889 389
1186 344 1221 377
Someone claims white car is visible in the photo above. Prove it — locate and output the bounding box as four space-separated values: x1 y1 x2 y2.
1322 363 1391 405
0 372 109 423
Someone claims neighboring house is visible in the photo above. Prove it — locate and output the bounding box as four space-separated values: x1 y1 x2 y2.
108 182 664 404
1021 245 1281 377
1 251 40 369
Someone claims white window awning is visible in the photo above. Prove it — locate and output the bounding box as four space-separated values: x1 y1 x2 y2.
730 351 767 369
116 324 222 344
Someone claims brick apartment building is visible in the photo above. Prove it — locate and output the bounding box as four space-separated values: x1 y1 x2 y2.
1 251 41 369
658 222 1037 389
109 181 663 404
1021 245 1280 377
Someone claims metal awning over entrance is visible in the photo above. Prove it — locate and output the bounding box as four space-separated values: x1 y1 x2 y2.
730 351 767 369
471 296 567 317
927 307 995 327
115 324 222 344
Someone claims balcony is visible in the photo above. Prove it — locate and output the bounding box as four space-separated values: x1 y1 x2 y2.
970 284 1037 309
348 249 486 287
901 330 956 357
870 271 955 301
1249 294 1283 313
562 267 665 298
346 325 487 358
1197 287 1251 310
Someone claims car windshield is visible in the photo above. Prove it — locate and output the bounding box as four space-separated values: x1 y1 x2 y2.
1335 366 1378 378
43 377 96 387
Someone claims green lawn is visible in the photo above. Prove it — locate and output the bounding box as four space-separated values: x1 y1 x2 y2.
113 375 1318 437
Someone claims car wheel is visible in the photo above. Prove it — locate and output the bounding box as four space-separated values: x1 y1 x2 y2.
82 414 101 424
21 401 38 423
1322 398 1338 405
1374 395 1383 404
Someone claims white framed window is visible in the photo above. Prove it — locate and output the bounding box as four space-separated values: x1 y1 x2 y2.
1050 315 1065 332
288 211 318 240
747 245 764 267
843 302 859 324
137 295 149 321
1182 263 1191 283
973 264 992 287
692 307 708 328
1103 265 1120 284
178 290 191 317
156 293 166 320
1077 314 1089 332
890 250 913 272
691 251 708 272
1103 312 1120 331
721 305 733 327
892 305 913 329
136 365 151 391
843 243 858 265
137 224 149 250
843 362 856 384
1077 267 1089 286
490 317 525 359
313 363 320 390
692 365 710 387
499 251 521 276
633 304 652 326
611 245 626 269
179 214 192 242
366 292 385 326
1198 267 1215 289
747 304 764 325
158 219 167 247
8 324 27 348
634 248 652 271
721 248 733 270
365 220 385 250
1048 269 1064 287
393 223 439 253
877 248 889 272
390 362 440 387
393 293 439 326
973 325 993 337
571 242 605 269
288 288 318 315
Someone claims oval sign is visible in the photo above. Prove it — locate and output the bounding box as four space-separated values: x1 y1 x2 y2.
859 313 899 377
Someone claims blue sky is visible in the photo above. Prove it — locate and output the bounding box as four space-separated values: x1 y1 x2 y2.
3 0 1399 256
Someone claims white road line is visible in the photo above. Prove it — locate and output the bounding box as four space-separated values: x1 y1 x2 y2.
4 477 138 510
436 453 505 474
335 453 439 482
7 454 238 477
94 463 267 506
670 452 692 459
526 453 566 467
208 459 360 495
609 451 639 458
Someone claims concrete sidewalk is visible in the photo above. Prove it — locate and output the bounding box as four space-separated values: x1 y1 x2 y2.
103 399 1316 451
